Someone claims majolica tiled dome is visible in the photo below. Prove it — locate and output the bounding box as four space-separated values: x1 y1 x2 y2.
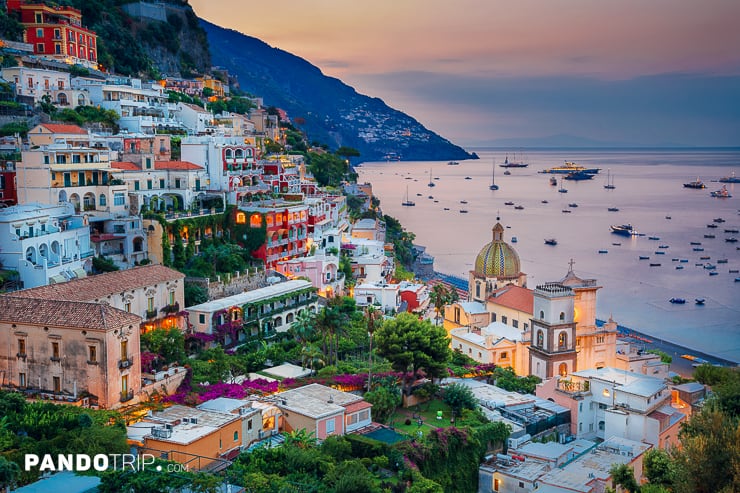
474 223 521 279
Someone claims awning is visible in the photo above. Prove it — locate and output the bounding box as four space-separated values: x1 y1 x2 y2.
49 275 66 284
73 268 87 279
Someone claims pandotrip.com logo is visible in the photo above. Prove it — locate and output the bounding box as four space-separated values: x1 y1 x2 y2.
24 454 189 473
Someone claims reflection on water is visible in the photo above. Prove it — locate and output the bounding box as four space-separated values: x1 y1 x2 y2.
359 149 740 362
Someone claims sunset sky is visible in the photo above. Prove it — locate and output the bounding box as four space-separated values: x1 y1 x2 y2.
189 0 740 147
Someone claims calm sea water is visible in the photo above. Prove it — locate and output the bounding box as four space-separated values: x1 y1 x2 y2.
358 149 740 363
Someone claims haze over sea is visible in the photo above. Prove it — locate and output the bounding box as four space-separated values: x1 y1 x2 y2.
358 149 740 363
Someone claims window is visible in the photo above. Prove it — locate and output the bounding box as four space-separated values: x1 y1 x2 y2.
113 193 125 206
475 283 480 298
558 332 567 349
175 178 181 188
589 423 594 432
51 342 60 359
199 314 206 324
147 297 154 311
596 336 605 344
159 179 165 189
145 158 151 169
169 291 175 305
559 363 567 376
35 13 42 23
18 339 26 357
53 376 61 393
233 431 238 441
54 28 60 39
559 311 565 321
121 375 128 393
147 180 152 190
493 478 500 492
124 302 131 313
36 43 44 53
247 419 253 431
524 323 529 330
88 345 97 363
501 315 508 324
519 482 525 489
512 319 518 328
36 28 44 38
325 419 335 434
58 80 64 90
500 351 508 360
121 340 128 359
579 422 583 432
134 181 140 191
537 330 544 347
19 372 26 387
99 194 106 206
491 312 496 322
539 310 545 319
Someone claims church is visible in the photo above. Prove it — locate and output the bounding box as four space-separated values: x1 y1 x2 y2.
443 222 618 378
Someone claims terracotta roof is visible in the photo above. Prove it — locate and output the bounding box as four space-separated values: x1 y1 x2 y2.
11 264 185 302
488 285 533 314
0 296 141 330
111 161 140 171
155 161 204 171
343 401 372 413
90 233 125 242
37 123 87 135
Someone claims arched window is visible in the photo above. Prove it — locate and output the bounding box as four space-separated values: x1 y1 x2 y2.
539 310 545 319
537 330 544 347
559 363 568 376
235 149 244 158
250 213 262 227
224 149 232 158
559 311 566 321
475 283 480 298
99 193 106 206
57 92 68 106
235 211 246 224
558 332 567 349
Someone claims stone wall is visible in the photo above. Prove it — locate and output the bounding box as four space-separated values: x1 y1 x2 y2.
186 269 267 301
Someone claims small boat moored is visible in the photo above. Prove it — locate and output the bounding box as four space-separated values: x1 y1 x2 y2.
695 298 706 305
683 178 706 189
598 250 608 254
710 185 732 198
544 238 558 246
669 297 686 304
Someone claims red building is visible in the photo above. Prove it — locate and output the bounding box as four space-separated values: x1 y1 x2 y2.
8 0 98 67
0 164 17 207
238 204 309 269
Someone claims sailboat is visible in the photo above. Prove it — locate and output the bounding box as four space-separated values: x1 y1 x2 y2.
489 159 499 190
428 168 435 187
558 177 568 193
401 186 415 206
604 168 615 189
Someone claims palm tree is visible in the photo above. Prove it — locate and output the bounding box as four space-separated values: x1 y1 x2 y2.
430 284 454 326
300 343 324 373
290 310 316 344
364 305 383 392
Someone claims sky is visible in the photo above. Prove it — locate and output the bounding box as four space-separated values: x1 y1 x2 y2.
188 0 740 147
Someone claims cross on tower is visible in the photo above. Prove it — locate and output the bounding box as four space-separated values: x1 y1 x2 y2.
568 258 576 272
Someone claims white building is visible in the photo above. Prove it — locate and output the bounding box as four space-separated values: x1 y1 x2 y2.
0 202 91 288
181 134 258 196
1 66 82 106
450 320 529 372
353 281 400 313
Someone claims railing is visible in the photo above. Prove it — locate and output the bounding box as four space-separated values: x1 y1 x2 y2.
145 309 158 319
118 357 133 370
120 390 134 402
160 302 180 315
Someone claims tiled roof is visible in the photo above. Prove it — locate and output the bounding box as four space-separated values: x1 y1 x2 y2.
111 161 140 171
0 296 141 330
90 233 125 242
343 401 372 414
489 285 533 314
37 123 87 134
154 161 203 170
11 264 184 302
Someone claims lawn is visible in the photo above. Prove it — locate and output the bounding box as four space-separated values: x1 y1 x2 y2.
387 399 481 437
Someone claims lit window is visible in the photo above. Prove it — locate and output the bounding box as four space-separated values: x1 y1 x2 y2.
236 212 246 224
89 345 97 363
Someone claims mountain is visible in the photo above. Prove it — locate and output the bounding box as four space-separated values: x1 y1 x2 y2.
200 19 475 163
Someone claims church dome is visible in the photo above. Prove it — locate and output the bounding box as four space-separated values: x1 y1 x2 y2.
474 223 521 279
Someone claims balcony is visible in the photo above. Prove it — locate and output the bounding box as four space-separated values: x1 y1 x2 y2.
160 302 180 315
145 309 158 319
120 390 134 402
118 357 133 370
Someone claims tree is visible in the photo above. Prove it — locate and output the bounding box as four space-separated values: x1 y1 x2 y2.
643 449 676 488
184 283 208 307
327 460 380 493
363 385 401 423
365 305 383 391
429 284 457 325
0 456 20 492
290 309 316 343
609 463 639 493
443 383 478 416
374 312 451 396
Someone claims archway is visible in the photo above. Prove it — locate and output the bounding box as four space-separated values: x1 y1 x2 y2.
57 93 68 106
133 236 144 253
58 190 67 203
69 193 80 212
25 246 38 265
83 192 95 211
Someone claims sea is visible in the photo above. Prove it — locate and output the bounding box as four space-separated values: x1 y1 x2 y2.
357 148 740 364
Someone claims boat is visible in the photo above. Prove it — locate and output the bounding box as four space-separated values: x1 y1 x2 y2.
464 176 472 180
713 218 725 223
489 159 499 190
460 200 468 204
544 238 557 245
500 154 529 168
540 161 601 174
612 242 622 246
404 176 412 180
654 251 666 255
681 354 697 361
676 265 684 270
680 259 689 262
729 269 739 273
672 258 680 262
725 228 739 233
568 203 578 208
433 200 439 203
736 277 740 282
447 161 460 165
658 245 669 249
683 178 706 189
401 186 416 206
504 201 515 206
648 236 660 240
428 168 435 187
428 195 434 199
541 200 549 204
717 259 728 264
550 177 558 186
564 171 595 181
443 207 450 210
707 223 718 228
704 234 716 238
503 170 511 176
709 271 719 276
384 152 402 161
639 256 650 260
710 185 732 198
558 178 568 193
511 237 518 243
650 263 662 267
704 263 716 270
598 250 608 254
665 215 672 220
693 247 705 251
726 237 738 243
719 171 740 183
416 193 422 196
669 297 686 304
514 205 525 210
561 209 572 213
695 298 706 305
459 209 469 213
607 207 620 212
690 241 701 245
604 168 616 189
699 256 711 260
611 224 637 236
